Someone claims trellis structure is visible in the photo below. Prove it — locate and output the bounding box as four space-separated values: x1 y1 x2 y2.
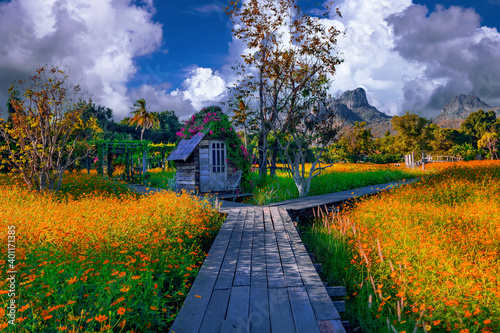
91 140 151 182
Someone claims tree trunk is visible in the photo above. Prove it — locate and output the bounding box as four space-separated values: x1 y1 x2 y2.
270 139 279 178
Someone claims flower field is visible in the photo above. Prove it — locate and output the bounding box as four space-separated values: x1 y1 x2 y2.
0 172 224 332
305 160 500 332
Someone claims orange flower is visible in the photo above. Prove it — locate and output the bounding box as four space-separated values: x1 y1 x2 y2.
43 315 53 320
57 326 67 331
131 275 141 280
117 307 126 315
120 286 130 293
18 304 30 312
484 319 491 324
95 314 108 323
67 276 78 285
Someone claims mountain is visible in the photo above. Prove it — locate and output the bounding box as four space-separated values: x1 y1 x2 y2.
433 94 500 129
328 88 500 136
329 87 392 136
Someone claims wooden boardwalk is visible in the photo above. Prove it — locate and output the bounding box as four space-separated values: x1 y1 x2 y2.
169 207 345 333
266 179 417 211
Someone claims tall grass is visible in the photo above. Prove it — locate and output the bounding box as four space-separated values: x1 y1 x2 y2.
303 161 500 333
0 172 223 332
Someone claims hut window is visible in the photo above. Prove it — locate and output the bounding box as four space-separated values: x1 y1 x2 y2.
211 142 225 173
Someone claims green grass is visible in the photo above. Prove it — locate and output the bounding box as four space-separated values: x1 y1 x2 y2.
247 164 425 205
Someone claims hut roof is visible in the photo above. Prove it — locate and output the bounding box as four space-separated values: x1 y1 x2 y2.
167 132 206 162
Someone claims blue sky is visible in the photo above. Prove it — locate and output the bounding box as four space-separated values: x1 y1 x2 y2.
1 0 500 120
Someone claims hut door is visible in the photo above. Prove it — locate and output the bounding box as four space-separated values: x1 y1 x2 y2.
209 141 226 191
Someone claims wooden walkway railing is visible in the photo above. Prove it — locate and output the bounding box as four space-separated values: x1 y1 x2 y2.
169 207 346 333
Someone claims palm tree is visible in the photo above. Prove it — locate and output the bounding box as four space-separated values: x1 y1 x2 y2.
230 98 250 148
128 98 159 141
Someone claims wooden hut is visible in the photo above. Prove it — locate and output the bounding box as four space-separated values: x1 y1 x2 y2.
167 132 239 193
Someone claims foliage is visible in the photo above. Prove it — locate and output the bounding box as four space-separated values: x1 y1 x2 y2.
450 143 481 161
338 121 373 162
0 172 224 331
128 98 159 141
364 153 404 164
477 132 499 160
429 127 469 154
305 161 500 332
322 144 350 163
225 0 343 178
391 111 432 153
176 106 252 190
461 109 497 144
0 66 98 193
81 103 114 134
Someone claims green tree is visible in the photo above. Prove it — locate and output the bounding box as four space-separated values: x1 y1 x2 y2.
460 109 497 145
477 132 498 160
0 66 98 192
82 103 114 133
338 121 373 162
128 98 159 141
429 127 469 154
391 111 432 153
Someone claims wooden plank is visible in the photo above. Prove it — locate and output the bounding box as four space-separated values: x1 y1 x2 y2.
326 286 346 297
332 301 345 312
234 209 254 286
279 208 341 322
270 207 303 287
199 289 231 333
169 210 240 333
251 208 267 287
318 320 346 333
268 288 295 333
288 286 321 333
262 207 274 232
221 286 250 333
249 286 271 333
248 285 271 333
215 209 247 290
264 212 285 288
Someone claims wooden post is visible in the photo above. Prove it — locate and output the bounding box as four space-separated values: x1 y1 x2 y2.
86 154 90 174
162 151 166 171
107 152 113 177
142 148 147 175
125 152 130 182
422 151 425 171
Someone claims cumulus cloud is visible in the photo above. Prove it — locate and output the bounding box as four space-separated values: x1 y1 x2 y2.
323 0 422 116
386 4 500 115
0 0 162 119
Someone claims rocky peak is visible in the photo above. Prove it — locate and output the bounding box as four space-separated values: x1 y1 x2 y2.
441 94 491 118
339 88 370 109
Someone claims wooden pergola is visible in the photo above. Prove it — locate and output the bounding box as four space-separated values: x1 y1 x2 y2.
92 140 150 182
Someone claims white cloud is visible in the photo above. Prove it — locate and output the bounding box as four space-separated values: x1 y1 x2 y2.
324 0 421 116
0 0 162 119
181 67 228 111
387 4 500 114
